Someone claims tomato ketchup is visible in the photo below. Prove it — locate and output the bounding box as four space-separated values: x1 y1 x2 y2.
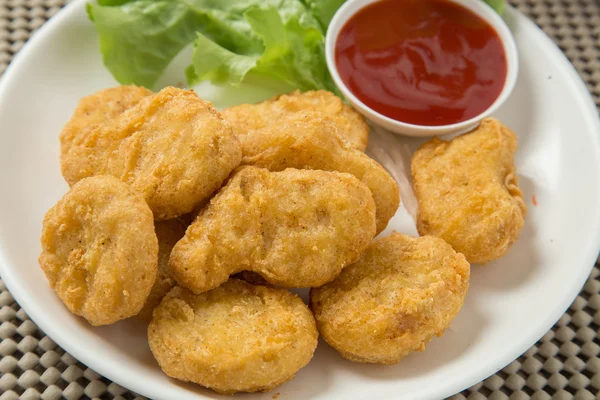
335 0 507 126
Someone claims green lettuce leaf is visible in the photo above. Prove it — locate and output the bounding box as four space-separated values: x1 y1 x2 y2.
483 0 505 14
302 0 346 29
88 0 329 90
185 33 259 85
186 4 336 93
245 6 333 91
87 0 202 88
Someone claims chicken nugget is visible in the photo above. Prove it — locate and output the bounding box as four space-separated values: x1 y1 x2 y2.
137 218 187 321
222 90 369 151
310 233 470 364
411 118 527 264
61 86 242 220
169 167 376 293
39 175 158 326
241 112 400 234
148 280 318 394
60 85 152 156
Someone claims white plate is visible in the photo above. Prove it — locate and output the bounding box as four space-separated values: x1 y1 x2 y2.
0 2 599 400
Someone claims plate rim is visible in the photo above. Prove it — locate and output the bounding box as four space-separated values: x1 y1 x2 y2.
0 1 598 399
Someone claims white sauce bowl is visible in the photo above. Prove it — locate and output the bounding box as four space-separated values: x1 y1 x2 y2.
326 0 519 137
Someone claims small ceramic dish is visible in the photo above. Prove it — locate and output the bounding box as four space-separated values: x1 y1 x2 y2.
325 0 519 137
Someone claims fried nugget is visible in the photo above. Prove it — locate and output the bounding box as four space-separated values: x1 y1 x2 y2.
241 112 400 234
310 233 470 364
61 87 242 220
39 176 158 326
148 280 318 394
169 167 376 293
411 118 527 264
137 218 187 321
222 90 369 151
60 85 152 156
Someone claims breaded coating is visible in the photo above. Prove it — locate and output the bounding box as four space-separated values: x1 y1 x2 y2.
222 90 369 151
148 281 318 394
234 271 272 287
61 87 242 220
411 118 527 264
310 233 470 364
39 176 158 326
169 167 376 293
241 112 400 234
60 85 152 156
137 218 187 321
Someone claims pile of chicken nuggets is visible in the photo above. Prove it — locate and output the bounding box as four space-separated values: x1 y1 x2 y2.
39 85 526 394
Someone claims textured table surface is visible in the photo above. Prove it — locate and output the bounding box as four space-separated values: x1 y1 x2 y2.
0 0 599 399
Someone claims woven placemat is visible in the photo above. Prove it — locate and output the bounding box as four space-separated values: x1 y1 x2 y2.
0 0 599 399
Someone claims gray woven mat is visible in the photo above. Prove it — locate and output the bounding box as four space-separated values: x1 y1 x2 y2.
0 0 599 399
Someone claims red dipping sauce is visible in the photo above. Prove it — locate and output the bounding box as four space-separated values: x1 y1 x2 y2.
335 0 508 126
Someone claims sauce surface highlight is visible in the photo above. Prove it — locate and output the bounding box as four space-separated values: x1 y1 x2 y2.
335 0 507 126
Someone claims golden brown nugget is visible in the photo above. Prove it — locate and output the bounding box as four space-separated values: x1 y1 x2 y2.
169 167 376 293
148 281 318 394
222 90 369 151
411 118 527 264
310 233 470 364
137 218 187 321
39 176 158 326
241 112 400 233
61 86 242 220
60 85 152 156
